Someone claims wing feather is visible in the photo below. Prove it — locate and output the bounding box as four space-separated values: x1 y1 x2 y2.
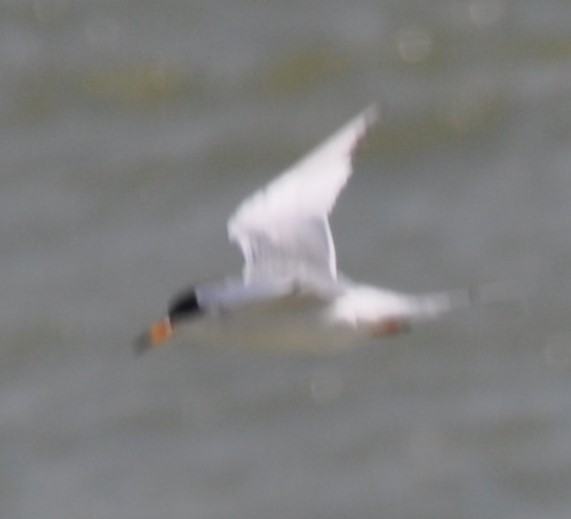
228 105 379 281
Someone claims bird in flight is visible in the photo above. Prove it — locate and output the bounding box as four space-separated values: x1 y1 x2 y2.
136 105 479 354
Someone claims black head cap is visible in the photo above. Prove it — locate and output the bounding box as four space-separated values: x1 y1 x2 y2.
168 288 202 323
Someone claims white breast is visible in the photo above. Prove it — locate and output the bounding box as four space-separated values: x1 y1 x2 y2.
179 297 358 353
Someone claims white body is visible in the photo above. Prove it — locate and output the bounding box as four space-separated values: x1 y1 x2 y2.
168 106 478 352
179 277 467 352
181 295 356 352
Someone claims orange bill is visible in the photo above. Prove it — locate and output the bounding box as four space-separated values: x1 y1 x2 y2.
149 318 174 346
134 317 174 354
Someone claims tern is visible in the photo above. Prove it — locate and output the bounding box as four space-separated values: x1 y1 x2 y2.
136 106 480 354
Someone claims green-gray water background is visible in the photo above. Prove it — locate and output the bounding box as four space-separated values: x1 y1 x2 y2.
3 1 571 518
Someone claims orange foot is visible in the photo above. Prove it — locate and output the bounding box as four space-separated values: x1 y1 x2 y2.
370 318 410 338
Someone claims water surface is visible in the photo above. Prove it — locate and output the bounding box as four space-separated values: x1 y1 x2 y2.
2 1 571 518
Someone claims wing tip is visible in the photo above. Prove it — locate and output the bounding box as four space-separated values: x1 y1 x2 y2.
348 104 379 153
361 104 380 128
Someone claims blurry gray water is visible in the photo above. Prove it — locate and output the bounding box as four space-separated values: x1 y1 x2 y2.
3 1 571 518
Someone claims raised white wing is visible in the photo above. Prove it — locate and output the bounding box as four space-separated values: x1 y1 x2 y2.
227 105 379 282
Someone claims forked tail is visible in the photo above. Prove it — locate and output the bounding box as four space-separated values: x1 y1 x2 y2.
413 280 529 322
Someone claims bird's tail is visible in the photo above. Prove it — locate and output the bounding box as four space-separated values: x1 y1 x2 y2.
413 280 529 322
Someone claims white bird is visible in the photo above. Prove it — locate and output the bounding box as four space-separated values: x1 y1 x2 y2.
137 106 478 353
